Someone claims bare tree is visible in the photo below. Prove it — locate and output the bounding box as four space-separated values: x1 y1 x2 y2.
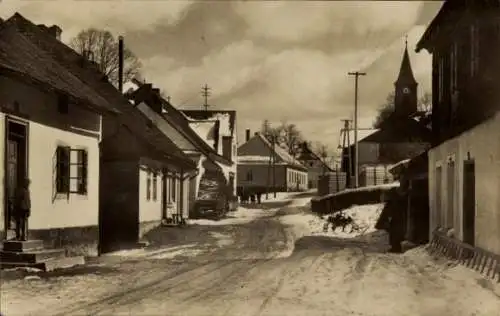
260 120 306 157
69 28 142 87
373 91 432 128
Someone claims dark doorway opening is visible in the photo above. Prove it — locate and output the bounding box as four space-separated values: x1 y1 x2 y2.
462 160 475 246
3 118 29 240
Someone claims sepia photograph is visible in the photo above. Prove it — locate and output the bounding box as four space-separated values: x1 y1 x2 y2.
0 0 499 315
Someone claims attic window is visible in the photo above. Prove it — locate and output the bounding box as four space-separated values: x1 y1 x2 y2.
57 94 69 114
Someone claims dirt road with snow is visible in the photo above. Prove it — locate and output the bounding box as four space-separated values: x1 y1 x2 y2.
2 194 500 316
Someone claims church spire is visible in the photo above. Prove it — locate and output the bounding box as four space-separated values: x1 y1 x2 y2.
395 35 417 86
394 36 418 116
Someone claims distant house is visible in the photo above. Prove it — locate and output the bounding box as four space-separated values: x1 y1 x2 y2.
416 0 500 255
0 14 119 256
181 109 238 194
296 142 334 189
126 82 236 218
237 130 308 195
342 44 431 187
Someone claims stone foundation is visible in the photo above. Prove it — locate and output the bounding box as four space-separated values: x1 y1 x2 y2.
27 225 99 257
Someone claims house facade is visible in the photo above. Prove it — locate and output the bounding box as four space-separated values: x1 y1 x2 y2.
0 14 119 256
237 130 308 194
416 0 500 255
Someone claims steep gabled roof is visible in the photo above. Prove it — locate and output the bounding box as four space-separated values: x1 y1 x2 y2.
3 13 195 169
296 144 334 172
0 17 118 115
128 83 234 166
239 132 307 171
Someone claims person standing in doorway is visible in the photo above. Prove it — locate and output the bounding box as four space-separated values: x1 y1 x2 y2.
14 178 31 241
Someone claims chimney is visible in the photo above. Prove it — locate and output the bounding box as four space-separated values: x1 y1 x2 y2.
48 25 62 40
118 36 124 93
245 129 250 142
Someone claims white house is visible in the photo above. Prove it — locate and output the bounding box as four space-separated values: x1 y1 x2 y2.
0 13 119 256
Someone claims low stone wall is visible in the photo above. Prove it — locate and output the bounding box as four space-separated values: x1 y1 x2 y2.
28 225 99 257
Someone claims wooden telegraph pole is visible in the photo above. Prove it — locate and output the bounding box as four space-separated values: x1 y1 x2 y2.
347 71 366 188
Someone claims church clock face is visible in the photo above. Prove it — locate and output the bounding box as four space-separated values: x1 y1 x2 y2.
403 87 410 94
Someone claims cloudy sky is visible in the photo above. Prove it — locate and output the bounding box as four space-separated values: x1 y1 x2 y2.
1 0 443 150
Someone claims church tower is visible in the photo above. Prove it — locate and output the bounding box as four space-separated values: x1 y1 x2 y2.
394 37 418 117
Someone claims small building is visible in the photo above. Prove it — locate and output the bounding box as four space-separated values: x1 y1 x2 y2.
0 14 119 256
416 0 500 255
126 82 236 218
181 109 238 194
237 130 308 195
342 43 432 187
296 142 334 189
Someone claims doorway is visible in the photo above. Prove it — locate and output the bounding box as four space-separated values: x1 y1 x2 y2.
161 172 167 220
3 118 29 240
462 160 475 246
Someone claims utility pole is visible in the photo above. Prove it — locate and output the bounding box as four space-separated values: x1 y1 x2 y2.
340 119 353 187
201 84 211 111
348 71 366 188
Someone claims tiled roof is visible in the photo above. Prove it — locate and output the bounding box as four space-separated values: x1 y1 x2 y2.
0 18 117 114
128 83 233 166
255 133 307 171
3 13 195 169
296 145 334 172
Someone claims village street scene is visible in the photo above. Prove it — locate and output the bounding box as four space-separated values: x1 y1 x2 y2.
1 0 500 315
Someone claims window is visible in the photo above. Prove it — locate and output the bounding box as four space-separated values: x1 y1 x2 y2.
146 171 152 201
57 94 69 114
438 56 444 103
471 24 479 76
152 173 158 201
246 171 253 181
73 149 88 194
55 146 88 195
450 42 458 91
56 146 70 193
171 177 176 201
435 165 443 228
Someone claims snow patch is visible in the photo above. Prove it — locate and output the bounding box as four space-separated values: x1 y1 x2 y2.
104 243 201 259
209 232 234 247
313 181 400 201
281 203 384 239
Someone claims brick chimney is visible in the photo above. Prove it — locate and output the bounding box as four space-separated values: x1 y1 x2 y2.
245 129 250 142
48 25 62 40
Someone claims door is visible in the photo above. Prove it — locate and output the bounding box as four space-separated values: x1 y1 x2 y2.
462 160 475 246
446 160 455 229
161 172 167 220
3 119 28 240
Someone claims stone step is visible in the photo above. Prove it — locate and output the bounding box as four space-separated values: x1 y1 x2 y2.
1 256 85 271
2 240 44 252
0 248 66 264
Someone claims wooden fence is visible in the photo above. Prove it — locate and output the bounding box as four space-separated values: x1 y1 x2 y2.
428 230 500 282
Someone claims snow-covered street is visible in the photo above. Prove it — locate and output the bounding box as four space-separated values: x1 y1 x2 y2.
2 193 499 316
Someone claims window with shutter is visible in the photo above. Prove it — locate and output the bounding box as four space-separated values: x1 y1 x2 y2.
56 146 70 194
146 171 152 201
152 173 158 201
